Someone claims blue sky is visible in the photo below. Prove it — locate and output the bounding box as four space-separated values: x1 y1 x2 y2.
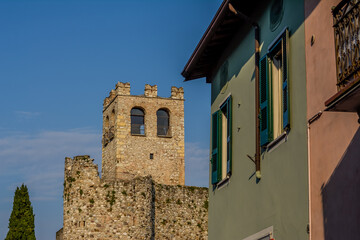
0 0 220 239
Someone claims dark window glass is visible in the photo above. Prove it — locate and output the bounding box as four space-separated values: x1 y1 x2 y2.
157 109 169 136
131 108 145 135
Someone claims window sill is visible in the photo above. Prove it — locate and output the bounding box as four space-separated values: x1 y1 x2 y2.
265 131 288 153
214 174 231 191
157 135 172 138
131 133 146 137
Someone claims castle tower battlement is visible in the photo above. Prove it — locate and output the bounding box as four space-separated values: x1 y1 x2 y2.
144 84 157 97
171 86 184 99
101 82 185 185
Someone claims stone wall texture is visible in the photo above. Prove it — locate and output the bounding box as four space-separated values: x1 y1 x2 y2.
62 155 208 240
60 83 207 239
101 82 185 185
154 183 208 239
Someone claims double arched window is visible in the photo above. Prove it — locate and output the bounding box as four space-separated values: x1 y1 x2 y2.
131 108 145 135
157 109 170 136
130 107 170 137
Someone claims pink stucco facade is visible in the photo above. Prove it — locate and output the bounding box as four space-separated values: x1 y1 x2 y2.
305 0 359 239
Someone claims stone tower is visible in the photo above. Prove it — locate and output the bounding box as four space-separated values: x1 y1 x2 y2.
101 82 185 185
58 83 208 240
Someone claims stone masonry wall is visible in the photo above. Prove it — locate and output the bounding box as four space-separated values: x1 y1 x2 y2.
154 183 208 240
63 156 153 240
63 155 208 240
101 82 185 185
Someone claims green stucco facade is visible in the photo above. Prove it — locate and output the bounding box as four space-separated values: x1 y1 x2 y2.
208 1 308 239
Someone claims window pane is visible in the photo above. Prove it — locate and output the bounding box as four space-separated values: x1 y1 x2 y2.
157 109 169 136
158 117 168 127
157 109 168 117
131 124 145 135
131 125 139 134
131 108 144 135
157 127 168 136
132 115 144 125
131 108 144 116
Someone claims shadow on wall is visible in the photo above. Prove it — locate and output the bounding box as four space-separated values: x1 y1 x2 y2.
322 127 360 239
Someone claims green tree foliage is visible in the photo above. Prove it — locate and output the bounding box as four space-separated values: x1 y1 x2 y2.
6 184 36 240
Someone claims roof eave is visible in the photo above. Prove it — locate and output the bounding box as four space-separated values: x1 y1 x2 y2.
181 0 231 81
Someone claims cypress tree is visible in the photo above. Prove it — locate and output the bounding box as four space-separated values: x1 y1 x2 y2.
6 184 36 240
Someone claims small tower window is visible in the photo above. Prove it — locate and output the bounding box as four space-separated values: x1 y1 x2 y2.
157 109 170 136
131 108 145 135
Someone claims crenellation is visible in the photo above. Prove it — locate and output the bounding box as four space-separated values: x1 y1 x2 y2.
144 84 158 97
171 86 184 100
103 82 131 110
116 81 130 95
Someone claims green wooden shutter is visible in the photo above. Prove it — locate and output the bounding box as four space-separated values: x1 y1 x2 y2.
211 111 222 184
211 111 218 184
282 29 290 129
217 111 223 182
260 55 270 146
225 97 232 175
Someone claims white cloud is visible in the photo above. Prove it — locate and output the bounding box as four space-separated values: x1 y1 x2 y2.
0 129 101 201
185 142 209 187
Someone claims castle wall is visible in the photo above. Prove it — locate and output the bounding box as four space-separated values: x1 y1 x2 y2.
154 183 208 240
63 155 208 240
102 82 185 185
63 156 153 240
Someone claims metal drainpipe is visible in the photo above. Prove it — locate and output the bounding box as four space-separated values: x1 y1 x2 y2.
228 3 261 178
254 25 261 179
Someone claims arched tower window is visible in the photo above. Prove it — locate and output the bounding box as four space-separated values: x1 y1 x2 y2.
157 109 170 136
131 108 145 135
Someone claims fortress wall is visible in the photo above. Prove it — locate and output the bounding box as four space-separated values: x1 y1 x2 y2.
154 183 208 240
63 156 153 240
62 155 208 240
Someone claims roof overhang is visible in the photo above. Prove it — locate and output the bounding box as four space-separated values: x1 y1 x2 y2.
181 0 259 82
